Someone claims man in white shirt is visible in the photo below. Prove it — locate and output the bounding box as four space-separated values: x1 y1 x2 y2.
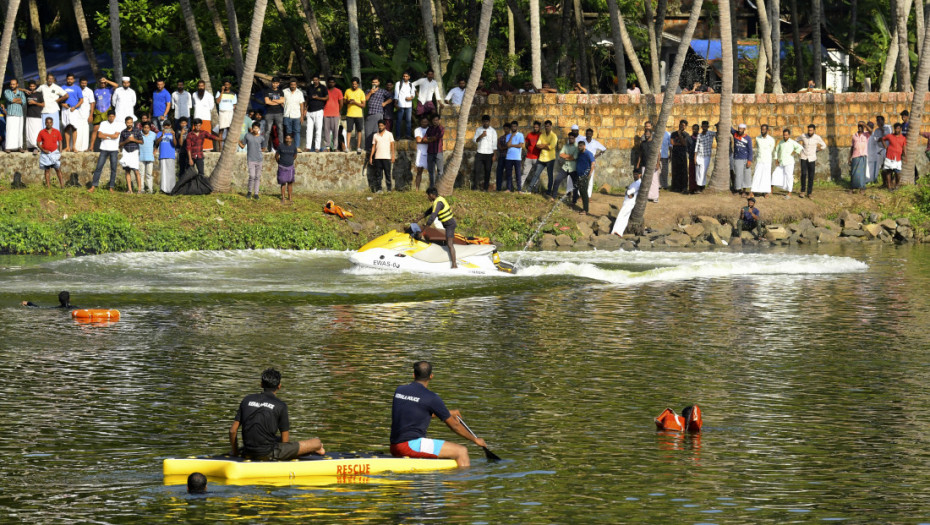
444 78 467 106
575 128 607 198
472 114 497 190
394 71 416 139
36 73 67 132
191 80 216 151
89 111 122 192
214 79 237 151
75 77 95 152
750 124 776 197
412 69 442 118
107 76 137 125
282 77 306 151
172 81 192 126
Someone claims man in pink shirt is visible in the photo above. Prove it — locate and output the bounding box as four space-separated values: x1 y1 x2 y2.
322 77 344 152
848 121 870 192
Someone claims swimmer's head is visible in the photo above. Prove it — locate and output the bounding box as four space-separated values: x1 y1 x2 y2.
187 472 207 494
58 291 70 307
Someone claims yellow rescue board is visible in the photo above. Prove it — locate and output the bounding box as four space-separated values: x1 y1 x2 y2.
163 453 458 480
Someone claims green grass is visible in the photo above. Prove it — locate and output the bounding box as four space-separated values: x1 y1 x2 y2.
0 186 577 255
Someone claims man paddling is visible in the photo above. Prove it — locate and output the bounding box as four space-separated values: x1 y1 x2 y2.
229 368 325 461
390 361 487 467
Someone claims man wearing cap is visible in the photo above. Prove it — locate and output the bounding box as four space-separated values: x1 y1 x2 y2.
731 124 753 196
103 76 137 126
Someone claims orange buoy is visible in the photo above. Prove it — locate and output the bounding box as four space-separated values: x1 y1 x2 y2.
655 405 702 433
71 309 121 321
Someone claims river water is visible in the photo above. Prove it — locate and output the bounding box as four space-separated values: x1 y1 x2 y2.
1 244 929 523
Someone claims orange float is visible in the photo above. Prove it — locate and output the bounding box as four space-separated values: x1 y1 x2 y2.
71 309 121 322
655 405 702 432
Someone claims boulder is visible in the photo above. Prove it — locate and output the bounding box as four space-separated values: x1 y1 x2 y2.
880 219 898 231
896 217 911 227
598 183 612 194
838 212 863 228
729 236 742 246
695 215 721 226
787 233 800 245
539 234 558 251
863 224 883 239
842 228 867 237
682 223 706 239
577 222 594 239
764 225 789 241
740 231 756 241
879 230 894 243
813 217 840 230
680 216 693 225
818 230 839 243
593 234 623 251
620 240 637 251
664 233 693 247
595 215 613 235
797 217 815 231
635 236 651 247
923 235 930 244
868 212 882 224
555 234 574 247
608 204 620 221
896 225 914 239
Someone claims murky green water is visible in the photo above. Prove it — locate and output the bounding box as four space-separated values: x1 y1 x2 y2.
1 245 929 523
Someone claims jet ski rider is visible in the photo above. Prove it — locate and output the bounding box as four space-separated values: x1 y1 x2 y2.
420 187 457 269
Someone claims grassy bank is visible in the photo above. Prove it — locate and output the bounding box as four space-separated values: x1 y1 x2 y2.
0 187 578 255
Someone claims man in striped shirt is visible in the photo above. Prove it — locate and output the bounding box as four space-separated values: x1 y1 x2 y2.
693 121 715 191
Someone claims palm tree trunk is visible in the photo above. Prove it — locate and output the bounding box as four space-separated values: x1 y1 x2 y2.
756 0 781 93
368 0 398 48
224 0 244 81
0 0 20 87
210 0 269 192
419 0 443 95
789 0 803 90
606 0 628 93
711 0 734 191
272 0 313 80
9 22 22 81
437 0 494 195
529 0 542 88
505 0 552 82
880 0 900 92
347 0 361 80
901 4 930 184
558 0 571 78
508 6 516 76
27 0 44 80
627 0 706 234
573 0 590 87
730 0 739 92
917 0 925 59
771 0 782 93
897 0 914 91
755 47 767 94
645 0 660 90
810 0 822 87
71 0 100 79
179 0 212 93
297 0 330 77
614 4 651 93
204 0 232 60
434 0 450 75
109 0 121 80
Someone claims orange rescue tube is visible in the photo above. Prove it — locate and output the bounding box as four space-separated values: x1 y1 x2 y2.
655 405 702 433
71 309 121 321
654 408 684 431
682 405 702 433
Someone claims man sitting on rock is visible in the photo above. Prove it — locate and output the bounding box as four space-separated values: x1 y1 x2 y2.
737 197 763 239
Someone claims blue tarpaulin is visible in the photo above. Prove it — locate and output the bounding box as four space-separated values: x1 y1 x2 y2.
6 50 114 82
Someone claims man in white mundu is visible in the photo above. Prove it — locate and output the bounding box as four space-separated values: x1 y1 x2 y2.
611 170 642 237
750 124 775 197
3 79 26 151
74 78 95 151
771 128 803 198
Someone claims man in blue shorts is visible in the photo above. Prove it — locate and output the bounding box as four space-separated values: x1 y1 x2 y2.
229 368 325 461
389 361 487 467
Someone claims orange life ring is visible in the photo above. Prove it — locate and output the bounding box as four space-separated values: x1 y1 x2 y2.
71 309 121 321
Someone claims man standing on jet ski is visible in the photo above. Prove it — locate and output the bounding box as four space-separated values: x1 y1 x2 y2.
420 187 457 269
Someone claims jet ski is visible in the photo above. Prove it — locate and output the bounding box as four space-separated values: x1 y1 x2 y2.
349 229 516 275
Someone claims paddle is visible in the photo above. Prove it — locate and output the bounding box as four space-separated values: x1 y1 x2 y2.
457 416 502 462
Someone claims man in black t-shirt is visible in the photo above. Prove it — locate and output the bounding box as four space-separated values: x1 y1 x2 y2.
262 77 285 152
305 74 328 152
229 368 325 461
389 361 486 467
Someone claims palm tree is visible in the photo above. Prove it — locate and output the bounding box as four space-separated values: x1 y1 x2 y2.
880 1 900 92
900 12 930 184
0 0 21 86
434 0 450 75
71 0 100 79
225 0 244 81
754 47 767 94
179 0 212 93
272 0 313 80
347 0 361 81
611 1 651 93
109 0 121 79
204 0 233 61
297 0 331 77
810 0 821 87
896 0 914 91
505 0 553 82
771 0 782 94
627 0 706 234
572 0 591 88
788 0 803 90
210 0 270 192
644 0 660 90
419 0 444 95
9 21 22 81
27 0 44 80
530 0 542 88
436 0 494 195
756 0 781 93
605 0 628 93
710 0 734 192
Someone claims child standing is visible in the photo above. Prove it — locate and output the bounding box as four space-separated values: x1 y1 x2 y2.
139 121 157 193
275 134 297 204
118 116 143 193
239 122 264 200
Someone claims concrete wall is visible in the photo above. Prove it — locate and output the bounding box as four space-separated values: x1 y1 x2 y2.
7 92 928 192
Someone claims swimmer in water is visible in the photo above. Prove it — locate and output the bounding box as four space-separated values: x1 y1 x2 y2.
21 291 73 309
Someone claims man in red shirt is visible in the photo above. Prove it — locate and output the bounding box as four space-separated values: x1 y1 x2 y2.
523 121 542 191
185 118 221 176
881 122 907 190
323 77 344 152
37 117 64 188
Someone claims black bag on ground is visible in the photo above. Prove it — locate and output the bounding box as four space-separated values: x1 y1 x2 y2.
171 167 213 195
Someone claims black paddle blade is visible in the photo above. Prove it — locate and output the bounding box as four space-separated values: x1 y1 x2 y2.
483 446 502 462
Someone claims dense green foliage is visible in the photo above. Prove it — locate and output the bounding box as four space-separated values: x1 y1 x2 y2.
0 187 576 255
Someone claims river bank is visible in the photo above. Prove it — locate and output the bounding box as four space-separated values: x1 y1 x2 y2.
1 184 927 255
